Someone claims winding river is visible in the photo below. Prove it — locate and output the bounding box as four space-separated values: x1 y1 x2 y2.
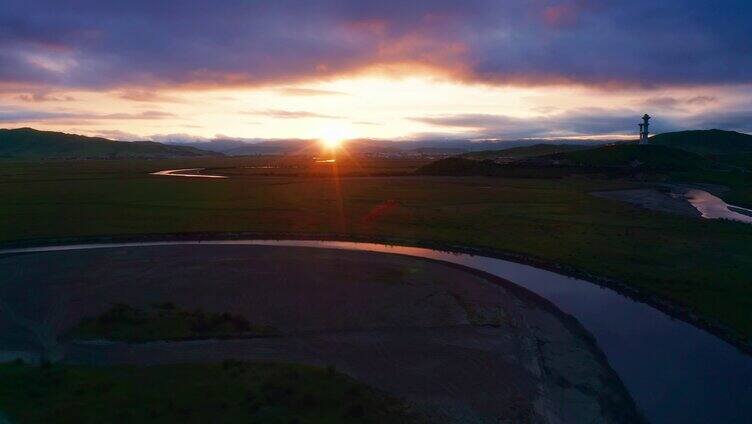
684 189 752 223
150 168 227 178
2 239 751 423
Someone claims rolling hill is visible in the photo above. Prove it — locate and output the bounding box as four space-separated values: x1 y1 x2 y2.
649 129 752 155
0 128 221 159
544 144 713 171
414 157 503 176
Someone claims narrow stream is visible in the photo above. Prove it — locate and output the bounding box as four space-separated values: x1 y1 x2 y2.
684 189 752 223
150 168 227 178
2 239 751 423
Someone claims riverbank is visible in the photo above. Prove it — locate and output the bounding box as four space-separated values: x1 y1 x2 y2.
0 244 642 423
2 230 751 357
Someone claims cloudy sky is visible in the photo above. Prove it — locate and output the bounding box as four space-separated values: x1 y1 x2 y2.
2 0 751 142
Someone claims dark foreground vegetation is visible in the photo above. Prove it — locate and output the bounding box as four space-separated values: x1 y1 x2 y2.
0 361 421 423
66 303 278 342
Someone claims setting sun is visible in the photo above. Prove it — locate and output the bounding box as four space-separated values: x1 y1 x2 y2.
318 126 352 151
321 137 342 150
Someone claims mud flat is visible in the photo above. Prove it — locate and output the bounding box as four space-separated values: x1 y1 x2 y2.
591 188 700 217
0 245 641 423
592 185 752 224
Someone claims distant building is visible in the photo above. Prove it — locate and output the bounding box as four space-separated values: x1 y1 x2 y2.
639 114 651 144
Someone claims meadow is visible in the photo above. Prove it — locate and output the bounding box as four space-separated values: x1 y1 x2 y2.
1 157 751 346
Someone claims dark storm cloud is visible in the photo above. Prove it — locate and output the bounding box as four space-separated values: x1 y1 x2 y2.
1 1 751 89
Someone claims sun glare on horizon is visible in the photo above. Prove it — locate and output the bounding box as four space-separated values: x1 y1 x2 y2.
321 137 342 150
318 125 352 151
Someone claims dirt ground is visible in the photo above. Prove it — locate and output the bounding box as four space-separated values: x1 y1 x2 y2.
591 188 701 217
0 245 642 423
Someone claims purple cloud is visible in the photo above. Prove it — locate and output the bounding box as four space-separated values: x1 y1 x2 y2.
1 1 750 89
0 107 174 123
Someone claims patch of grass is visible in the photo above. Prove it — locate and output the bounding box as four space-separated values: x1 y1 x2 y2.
449 292 507 327
0 361 422 424
66 303 278 342
363 266 424 285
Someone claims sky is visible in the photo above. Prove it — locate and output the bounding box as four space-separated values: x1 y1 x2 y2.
1 0 752 143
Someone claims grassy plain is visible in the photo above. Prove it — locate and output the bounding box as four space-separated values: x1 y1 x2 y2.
0 361 419 423
1 157 751 343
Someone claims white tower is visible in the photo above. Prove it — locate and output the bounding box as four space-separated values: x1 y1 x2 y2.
639 114 651 144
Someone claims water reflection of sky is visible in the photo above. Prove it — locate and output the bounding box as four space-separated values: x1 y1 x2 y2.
685 189 752 224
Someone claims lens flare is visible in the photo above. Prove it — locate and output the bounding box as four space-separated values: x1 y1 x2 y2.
318 126 352 150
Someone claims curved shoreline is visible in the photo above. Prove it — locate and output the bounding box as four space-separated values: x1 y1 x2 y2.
1 243 644 422
1 231 749 357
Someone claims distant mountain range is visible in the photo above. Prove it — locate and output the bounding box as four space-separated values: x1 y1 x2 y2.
163 137 616 156
0 128 220 159
3 127 750 161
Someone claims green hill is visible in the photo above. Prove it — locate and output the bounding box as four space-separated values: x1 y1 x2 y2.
0 128 221 159
546 144 713 171
649 129 752 155
464 143 591 160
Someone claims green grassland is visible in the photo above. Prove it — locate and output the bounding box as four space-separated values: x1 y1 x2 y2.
0 361 420 423
1 157 752 344
66 303 278 342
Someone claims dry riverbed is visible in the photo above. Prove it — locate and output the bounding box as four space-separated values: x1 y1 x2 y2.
592 183 752 224
591 187 701 218
0 245 642 423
